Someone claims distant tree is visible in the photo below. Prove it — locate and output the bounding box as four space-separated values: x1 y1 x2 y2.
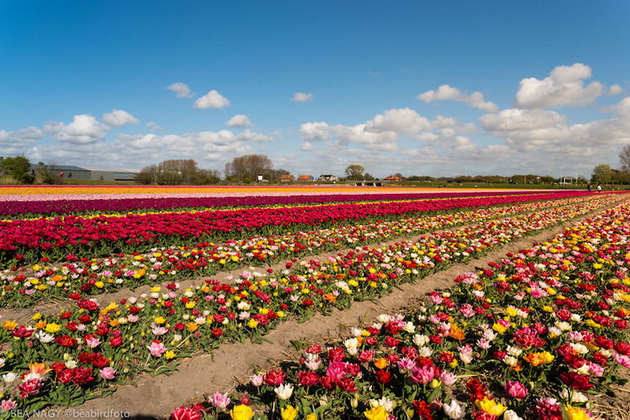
135 164 159 184
592 164 613 184
0 155 33 184
407 175 435 183
268 168 290 182
194 169 221 185
345 165 366 180
620 145 630 173
225 154 273 182
135 159 220 185
34 162 53 184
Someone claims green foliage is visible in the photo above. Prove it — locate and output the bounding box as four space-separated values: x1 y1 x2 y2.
344 164 366 180
135 159 221 185
0 155 33 184
225 154 274 183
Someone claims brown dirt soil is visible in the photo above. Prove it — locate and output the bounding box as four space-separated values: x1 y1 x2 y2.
13 203 630 419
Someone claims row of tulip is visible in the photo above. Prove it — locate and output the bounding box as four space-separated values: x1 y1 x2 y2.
169 200 630 420
0 192 594 265
0 194 610 307
0 192 535 218
0 194 624 413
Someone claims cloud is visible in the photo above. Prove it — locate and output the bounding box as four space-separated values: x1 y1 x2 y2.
102 109 139 127
291 92 313 103
477 106 630 162
146 122 161 132
193 90 231 109
299 122 330 142
431 115 458 129
604 96 630 117
166 82 193 98
514 63 604 109
608 85 623 96
44 114 109 144
300 142 316 151
480 108 567 133
418 84 498 112
237 129 273 142
332 124 398 151
364 108 431 133
36 129 254 170
0 126 44 152
298 109 476 153
451 136 476 152
227 114 252 127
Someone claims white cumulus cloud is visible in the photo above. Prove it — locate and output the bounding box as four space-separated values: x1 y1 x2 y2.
166 82 193 98
480 108 567 132
237 129 273 142
193 90 231 109
300 142 316 151
332 124 398 151
0 126 44 152
102 109 139 127
299 122 330 142
44 114 109 144
146 122 161 132
608 85 623 96
364 108 431 133
418 84 498 112
291 92 314 103
227 114 252 127
514 63 604 109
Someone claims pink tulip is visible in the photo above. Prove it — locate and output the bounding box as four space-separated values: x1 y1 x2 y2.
210 392 231 409
147 341 167 357
99 367 116 380
504 380 528 399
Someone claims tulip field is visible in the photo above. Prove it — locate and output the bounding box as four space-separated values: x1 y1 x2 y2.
1 186 630 419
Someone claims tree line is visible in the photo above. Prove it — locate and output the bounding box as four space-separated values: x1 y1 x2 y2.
4 150 630 186
589 145 630 186
0 156 53 185
135 155 292 185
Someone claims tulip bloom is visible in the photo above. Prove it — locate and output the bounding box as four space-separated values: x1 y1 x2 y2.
211 392 231 410
147 341 167 357
442 399 465 419
281 405 298 420
363 405 388 420
474 397 507 416
230 404 254 420
274 383 294 400
504 380 528 399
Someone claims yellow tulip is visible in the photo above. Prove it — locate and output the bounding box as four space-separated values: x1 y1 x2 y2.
44 323 61 333
373 358 389 369
474 397 507 416
230 404 254 420
563 405 591 420
2 320 18 330
364 405 388 420
281 405 298 420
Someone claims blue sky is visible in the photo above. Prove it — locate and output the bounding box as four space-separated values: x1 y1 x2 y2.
1 1 629 178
